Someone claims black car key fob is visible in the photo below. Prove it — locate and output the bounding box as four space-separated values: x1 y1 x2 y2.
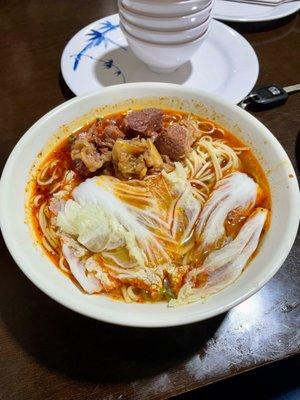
239 84 300 111
240 84 288 111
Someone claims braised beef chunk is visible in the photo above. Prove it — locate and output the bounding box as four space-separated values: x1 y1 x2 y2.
155 123 191 161
70 110 191 177
123 108 163 138
94 125 125 148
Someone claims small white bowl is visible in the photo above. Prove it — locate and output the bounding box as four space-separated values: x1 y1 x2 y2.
120 0 213 16
118 0 213 31
121 22 209 73
1 83 299 327
119 12 211 44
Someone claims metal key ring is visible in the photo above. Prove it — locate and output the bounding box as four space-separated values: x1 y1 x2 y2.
238 93 258 109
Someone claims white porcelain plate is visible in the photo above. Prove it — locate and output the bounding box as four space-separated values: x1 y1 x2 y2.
213 1 300 22
61 14 259 104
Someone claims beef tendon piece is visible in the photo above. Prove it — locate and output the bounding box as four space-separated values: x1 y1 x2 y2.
123 108 163 138
71 136 111 176
112 138 163 179
155 123 191 161
144 139 163 170
112 139 147 179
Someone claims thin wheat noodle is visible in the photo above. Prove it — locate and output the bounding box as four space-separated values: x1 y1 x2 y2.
198 121 215 134
127 286 139 302
195 161 211 179
50 181 62 194
199 141 236 180
42 237 56 254
37 203 58 249
233 146 249 151
59 255 70 273
122 286 132 303
192 188 207 203
214 128 225 137
191 179 210 194
33 194 43 207
36 160 58 185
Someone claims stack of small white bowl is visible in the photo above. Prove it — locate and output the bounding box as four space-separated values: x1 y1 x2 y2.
118 0 214 73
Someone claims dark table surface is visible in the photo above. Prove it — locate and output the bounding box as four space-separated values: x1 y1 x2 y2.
0 1 299 400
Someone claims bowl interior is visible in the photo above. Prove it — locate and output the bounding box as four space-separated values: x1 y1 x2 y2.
0 83 298 327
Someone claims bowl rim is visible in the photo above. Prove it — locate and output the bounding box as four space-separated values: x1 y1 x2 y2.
121 0 213 7
119 10 211 36
1 82 299 328
118 0 213 23
120 20 210 46
120 0 213 16
124 0 211 4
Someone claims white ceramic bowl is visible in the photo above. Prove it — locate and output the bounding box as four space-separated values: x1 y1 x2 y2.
121 23 209 73
119 12 211 44
118 0 213 31
121 0 212 16
0 83 299 328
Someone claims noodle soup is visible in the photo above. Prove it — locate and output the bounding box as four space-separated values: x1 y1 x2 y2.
28 108 271 306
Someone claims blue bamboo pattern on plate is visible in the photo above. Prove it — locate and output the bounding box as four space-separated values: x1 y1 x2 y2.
72 20 126 71
70 54 126 83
